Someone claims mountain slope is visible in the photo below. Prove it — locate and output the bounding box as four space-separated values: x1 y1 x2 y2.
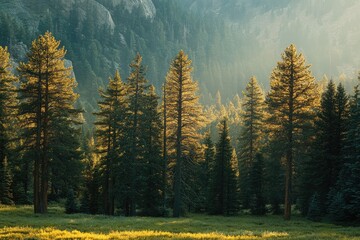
0 0 359 112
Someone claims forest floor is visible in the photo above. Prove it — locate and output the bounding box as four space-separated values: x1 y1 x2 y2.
0 205 359 239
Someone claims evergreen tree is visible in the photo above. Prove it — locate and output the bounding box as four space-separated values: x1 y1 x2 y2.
308 80 337 212
0 46 17 205
165 50 203 217
328 74 360 221
208 119 239 215
138 85 163 216
266 44 318 220
18 32 81 213
238 76 265 209
94 70 127 215
124 53 149 216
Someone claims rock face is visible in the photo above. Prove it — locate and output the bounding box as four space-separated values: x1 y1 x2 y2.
97 0 156 20
2 0 155 35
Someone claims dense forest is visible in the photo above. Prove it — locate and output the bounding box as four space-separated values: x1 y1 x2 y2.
1 0 360 224
0 29 360 223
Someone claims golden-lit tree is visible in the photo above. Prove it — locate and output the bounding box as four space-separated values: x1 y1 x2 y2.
165 50 204 217
18 32 80 213
0 46 17 205
94 70 127 215
266 44 318 220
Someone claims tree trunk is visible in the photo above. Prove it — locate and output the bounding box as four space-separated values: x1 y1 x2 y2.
284 150 292 220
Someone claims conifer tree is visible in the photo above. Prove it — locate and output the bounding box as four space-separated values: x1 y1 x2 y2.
238 76 265 209
0 46 17 205
18 32 81 213
165 50 203 217
138 85 163 216
208 119 239 215
94 70 127 215
125 53 148 216
328 74 360 221
266 44 318 220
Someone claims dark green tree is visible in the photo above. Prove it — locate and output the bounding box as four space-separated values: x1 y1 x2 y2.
124 53 148 216
327 74 360 221
65 188 78 214
138 85 164 216
238 76 265 209
208 119 239 215
307 192 322 221
94 70 127 215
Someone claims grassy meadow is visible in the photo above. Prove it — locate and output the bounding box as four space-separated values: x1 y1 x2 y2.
0 205 359 239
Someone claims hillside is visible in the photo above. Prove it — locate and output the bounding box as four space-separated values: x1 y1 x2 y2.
1 0 360 109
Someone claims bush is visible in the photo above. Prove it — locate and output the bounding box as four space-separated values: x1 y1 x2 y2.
65 189 78 214
307 192 322 221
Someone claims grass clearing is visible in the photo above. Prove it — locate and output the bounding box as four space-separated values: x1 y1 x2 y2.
0 205 359 239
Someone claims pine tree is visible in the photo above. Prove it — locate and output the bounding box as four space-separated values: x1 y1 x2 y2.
266 44 318 220
208 119 239 215
238 76 265 209
123 53 149 216
301 81 349 215
327 74 360 221
138 85 163 216
94 70 127 215
0 46 17 205
18 32 81 213
165 50 203 217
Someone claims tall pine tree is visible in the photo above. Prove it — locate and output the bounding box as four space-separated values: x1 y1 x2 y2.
138 85 164 216
18 32 81 213
94 70 127 215
125 53 148 216
266 44 318 220
238 76 265 209
165 50 203 217
208 119 239 215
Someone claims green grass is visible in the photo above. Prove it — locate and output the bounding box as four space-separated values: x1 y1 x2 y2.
0 205 359 239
